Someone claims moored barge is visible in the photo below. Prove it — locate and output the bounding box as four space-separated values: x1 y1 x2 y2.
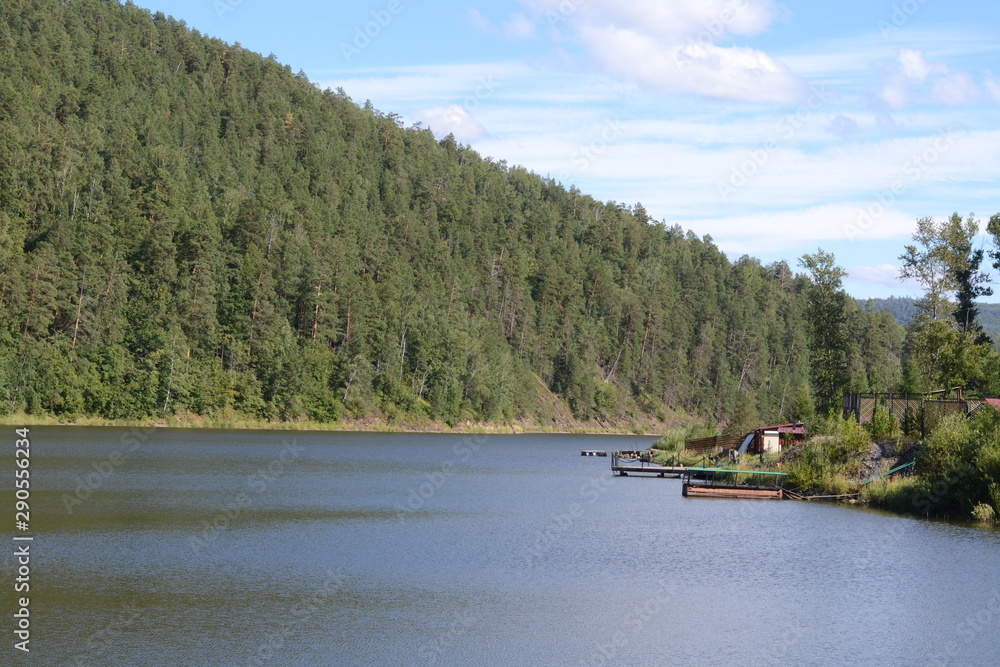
681 468 787 499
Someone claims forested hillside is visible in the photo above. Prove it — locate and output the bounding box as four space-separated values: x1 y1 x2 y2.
859 297 921 328
0 0 907 429
864 297 1000 345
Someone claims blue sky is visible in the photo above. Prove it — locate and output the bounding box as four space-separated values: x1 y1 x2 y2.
137 0 1000 301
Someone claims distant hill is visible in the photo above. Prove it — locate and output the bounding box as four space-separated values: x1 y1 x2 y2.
861 297 1000 344
857 297 921 326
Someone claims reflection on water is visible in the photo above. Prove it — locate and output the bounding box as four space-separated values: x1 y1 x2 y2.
3 426 1000 666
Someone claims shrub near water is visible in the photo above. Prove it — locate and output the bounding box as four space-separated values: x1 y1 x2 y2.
911 413 978 517
869 404 901 443
783 447 854 495
653 424 718 450
971 410 1000 522
817 411 871 469
971 502 996 524
649 424 718 465
860 475 926 514
650 428 689 454
784 412 871 495
868 407 1000 521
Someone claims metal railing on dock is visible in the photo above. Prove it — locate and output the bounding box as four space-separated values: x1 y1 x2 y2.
610 450 709 477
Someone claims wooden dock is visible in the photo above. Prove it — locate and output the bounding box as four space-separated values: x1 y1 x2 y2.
611 451 689 477
611 451 795 501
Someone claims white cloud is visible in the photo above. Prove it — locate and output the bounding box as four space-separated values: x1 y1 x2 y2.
878 48 934 109
469 8 538 40
932 70 980 105
580 0 776 41
827 114 859 139
467 7 492 32
414 105 489 141
850 264 904 286
986 72 1000 104
308 12 1000 304
850 264 925 293
877 49 986 109
683 205 918 254
582 25 806 104
518 0 804 104
504 13 536 39
898 48 930 80
878 79 910 109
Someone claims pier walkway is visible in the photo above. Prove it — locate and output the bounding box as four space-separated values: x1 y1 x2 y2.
610 451 709 477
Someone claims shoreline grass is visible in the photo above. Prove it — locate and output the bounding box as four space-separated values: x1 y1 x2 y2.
0 411 667 436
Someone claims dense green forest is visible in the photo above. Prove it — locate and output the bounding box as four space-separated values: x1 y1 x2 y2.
0 0 995 430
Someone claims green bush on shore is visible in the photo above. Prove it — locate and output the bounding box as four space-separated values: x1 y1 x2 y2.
784 411 872 494
857 407 1000 521
859 476 926 514
783 446 856 496
869 404 902 443
906 410 1000 518
971 502 996 524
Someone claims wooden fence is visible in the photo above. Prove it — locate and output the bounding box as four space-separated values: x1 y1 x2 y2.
843 393 993 437
683 435 742 453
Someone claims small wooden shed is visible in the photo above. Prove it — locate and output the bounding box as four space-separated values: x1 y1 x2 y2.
750 422 806 454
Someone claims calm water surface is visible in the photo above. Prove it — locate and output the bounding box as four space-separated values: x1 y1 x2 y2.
4 426 1000 666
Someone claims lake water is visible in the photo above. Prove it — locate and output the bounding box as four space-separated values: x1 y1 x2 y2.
4 426 1000 666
